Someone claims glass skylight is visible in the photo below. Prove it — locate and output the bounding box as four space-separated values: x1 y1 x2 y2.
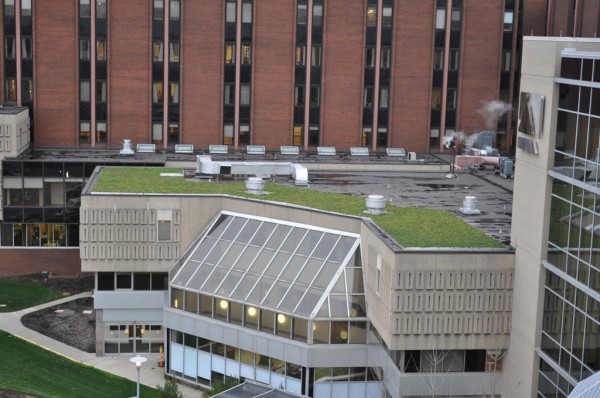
171 211 365 319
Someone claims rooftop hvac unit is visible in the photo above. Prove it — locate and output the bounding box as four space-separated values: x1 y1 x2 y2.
499 157 513 178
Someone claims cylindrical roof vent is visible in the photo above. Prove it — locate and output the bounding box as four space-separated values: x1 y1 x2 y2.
459 195 481 215
246 177 265 195
365 194 387 215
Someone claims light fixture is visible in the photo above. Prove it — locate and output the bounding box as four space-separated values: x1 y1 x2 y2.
312 323 317 331
129 355 147 398
277 314 287 324
247 306 257 317
174 298 179 308
220 300 229 310
350 308 358 317
340 329 348 340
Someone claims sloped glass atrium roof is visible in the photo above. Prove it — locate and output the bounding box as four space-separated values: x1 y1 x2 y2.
171 211 365 319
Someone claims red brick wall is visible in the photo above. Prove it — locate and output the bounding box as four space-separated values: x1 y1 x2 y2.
580 0 600 37
389 0 435 152
0 249 81 277
108 0 152 148
522 0 549 36
549 0 574 37
33 0 78 147
320 0 364 147
180 0 223 148
252 0 295 150
458 1 503 135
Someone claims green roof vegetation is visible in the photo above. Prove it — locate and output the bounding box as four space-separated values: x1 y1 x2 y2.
93 167 503 248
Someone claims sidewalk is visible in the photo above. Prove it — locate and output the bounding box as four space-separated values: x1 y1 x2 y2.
0 293 205 398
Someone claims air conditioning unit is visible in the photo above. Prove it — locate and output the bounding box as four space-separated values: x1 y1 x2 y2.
499 157 514 178
408 152 417 161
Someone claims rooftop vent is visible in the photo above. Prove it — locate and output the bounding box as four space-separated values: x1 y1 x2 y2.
459 195 481 215
119 139 134 155
365 194 387 215
246 177 266 195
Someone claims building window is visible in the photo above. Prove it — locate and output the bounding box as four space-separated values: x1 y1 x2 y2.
3 0 14 16
447 89 457 110
169 82 179 104
295 86 304 106
436 9 446 29
364 87 374 108
168 123 179 144
5 37 15 59
376 255 382 295
380 87 389 108
79 0 90 17
96 39 106 61
501 51 511 72
225 43 235 64
311 45 322 67
153 0 163 20
116 272 132 289
21 37 32 59
366 6 376 27
240 85 251 106
241 43 251 64
152 82 163 103
225 1 236 23
80 81 91 102
96 122 107 143
170 0 180 20
309 86 320 107
451 9 461 31
242 2 252 23
96 0 107 18
224 84 234 105
80 39 91 61
449 49 459 70
80 122 91 143
382 6 392 28
223 125 234 145
380 47 391 68
157 211 172 241
313 4 323 26
239 125 250 144
293 126 303 146
365 47 375 68
433 48 443 69
152 123 162 143
431 88 442 109
21 0 31 16
297 4 307 25
296 46 306 66
504 11 513 31
169 42 179 63
96 81 106 102
153 41 163 62
22 79 33 101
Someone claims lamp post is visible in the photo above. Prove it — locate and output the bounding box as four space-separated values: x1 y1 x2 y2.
129 355 147 398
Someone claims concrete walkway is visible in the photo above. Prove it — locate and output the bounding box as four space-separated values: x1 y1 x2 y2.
0 293 205 397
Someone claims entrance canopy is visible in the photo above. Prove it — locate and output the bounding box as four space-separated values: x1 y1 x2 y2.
171 211 365 320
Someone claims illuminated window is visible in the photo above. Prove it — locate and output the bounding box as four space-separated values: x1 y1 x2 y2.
153 41 163 62
96 122 107 143
432 88 442 109
80 122 91 143
223 125 234 144
225 43 235 64
96 39 106 61
241 43 251 64
366 6 376 27
296 46 306 66
169 42 179 63
169 82 179 104
293 126 303 146
152 82 163 103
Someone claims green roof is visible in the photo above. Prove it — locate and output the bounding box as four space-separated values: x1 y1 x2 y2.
91 167 503 249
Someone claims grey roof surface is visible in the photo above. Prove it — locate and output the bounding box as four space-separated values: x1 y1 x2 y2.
214 381 305 397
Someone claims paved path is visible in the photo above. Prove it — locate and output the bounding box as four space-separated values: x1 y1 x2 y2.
0 293 205 398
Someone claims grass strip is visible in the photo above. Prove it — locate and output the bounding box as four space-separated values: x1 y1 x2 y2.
0 280 63 313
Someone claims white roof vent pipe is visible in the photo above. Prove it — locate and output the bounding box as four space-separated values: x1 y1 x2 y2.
365 195 387 215
459 195 481 215
245 177 266 195
120 139 134 155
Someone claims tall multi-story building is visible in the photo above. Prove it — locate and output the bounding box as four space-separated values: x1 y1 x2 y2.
508 37 600 397
0 0 527 153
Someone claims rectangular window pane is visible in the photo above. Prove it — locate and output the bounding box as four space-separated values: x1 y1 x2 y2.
21 0 31 17
366 6 376 27
80 122 91 143
79 0 90 18
311 45 322 67
80 39 91 61
80 81 91 102
4 0 14 16
365 47 375 68
310 86 320 107
504 11 513 31
295 86 304 106
313 4 323 26
447 89 457 109
224 125 234 145
22 79 33 101
240 85 251 106
364 87 373 108
170 0 180 20
380 47 391 68
224 84 234 105
5 37 15 59
297 4 307 25
152 123 163 141
153 82 163 103
5 79 16 102
296 46 306 66
96 39 106 61
433 48 443 69
169 42 179 63
380 87 389 108
153 0 163 20
169 82 179 104
242 2 252 23
451 9 461 31
158 220 171 241
96 81 106 102
153 41 163 62
242 43 251 64
432 88 442 109
96 0 106 19
382 6 392 28
225 43 235 64
21 37 33 59
449 50 459 70
226 1 236 23
96 122 107 143
436 9 446 29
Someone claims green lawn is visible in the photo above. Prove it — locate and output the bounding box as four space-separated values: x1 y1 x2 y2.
93 167 503 248
0 280 63 313
0 331 159 398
